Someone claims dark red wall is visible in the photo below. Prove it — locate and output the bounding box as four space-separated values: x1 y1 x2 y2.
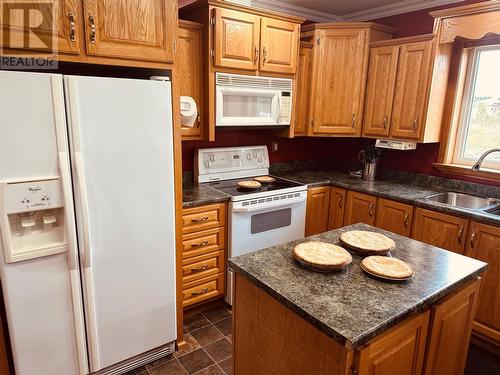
181 0 499 187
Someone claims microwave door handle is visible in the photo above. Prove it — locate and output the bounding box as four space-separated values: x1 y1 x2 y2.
272 95 281 122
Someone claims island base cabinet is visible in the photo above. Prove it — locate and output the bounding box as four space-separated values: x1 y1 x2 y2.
424 279 480 375
355 311 430 375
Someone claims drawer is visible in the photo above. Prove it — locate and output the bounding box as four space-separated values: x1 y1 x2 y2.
183 273 224 308
182 203 226 234
182 250 225 284
182 227 225 259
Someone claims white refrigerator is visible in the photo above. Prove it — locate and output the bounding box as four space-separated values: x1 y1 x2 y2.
0 71 177 374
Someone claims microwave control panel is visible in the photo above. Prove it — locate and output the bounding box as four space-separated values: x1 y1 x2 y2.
279 91 292 124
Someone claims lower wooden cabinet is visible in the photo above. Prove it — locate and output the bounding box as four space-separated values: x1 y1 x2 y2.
375 198 413 237
356 311 430 375
328 187 347 230
306 186 331 236
424 279 480 375
412 208 468 254
344 191 377 226
466 222 500 349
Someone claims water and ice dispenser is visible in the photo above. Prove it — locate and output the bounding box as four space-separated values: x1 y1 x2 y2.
0 178 68 263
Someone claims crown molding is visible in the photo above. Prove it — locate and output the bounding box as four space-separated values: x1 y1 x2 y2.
250 0 342 22
341 0 465 21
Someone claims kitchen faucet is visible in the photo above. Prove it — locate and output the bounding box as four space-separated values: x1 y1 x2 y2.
472 148 500 171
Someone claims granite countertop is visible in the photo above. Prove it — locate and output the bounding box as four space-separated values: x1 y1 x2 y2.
229 223 487 349
274 170 500 226
182 182 230 209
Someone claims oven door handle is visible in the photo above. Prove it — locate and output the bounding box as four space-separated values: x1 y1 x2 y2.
232 196 306 213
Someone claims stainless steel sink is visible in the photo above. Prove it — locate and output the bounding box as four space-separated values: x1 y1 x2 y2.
424 192 500 217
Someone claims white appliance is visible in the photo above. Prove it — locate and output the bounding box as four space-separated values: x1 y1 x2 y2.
0 71 177 375
375 139 417 150
215 73 293 127
195 146 306 305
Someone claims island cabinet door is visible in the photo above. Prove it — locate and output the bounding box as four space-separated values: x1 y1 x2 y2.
259 17 299 74
375 198 413 237
356 311 430 375
328 187 346 230
466 222 500 346
423 279 480 375
305 187 331 236
411 208 468 254
344 191 377 226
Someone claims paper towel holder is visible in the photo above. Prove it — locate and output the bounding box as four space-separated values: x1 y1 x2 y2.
180 96 198 127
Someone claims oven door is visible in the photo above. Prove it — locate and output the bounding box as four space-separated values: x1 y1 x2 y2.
216 86 281 126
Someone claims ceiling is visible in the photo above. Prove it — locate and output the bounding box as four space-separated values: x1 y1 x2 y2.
231 0 466 22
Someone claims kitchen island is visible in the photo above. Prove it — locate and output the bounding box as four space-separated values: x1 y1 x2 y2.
229 224 487 375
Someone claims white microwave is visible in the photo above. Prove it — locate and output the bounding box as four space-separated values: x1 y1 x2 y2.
215 73 293 127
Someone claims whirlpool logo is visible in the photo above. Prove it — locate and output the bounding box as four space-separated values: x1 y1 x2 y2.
28 186 42 193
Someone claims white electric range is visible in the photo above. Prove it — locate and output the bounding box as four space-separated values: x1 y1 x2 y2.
195 146 307 305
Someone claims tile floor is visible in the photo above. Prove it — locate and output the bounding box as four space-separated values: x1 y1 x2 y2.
126 304 232 375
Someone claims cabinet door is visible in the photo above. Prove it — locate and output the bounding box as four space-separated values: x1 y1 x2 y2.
466 222 500 345
178 21 204 140
411 208 468 254
375 198 413 237
310 29 367 135
357 311 429 375
259 18 299 74
305 187 330 236
213 7 260 71
1 0 81 54
424 279 480 375
362 45 399 137
344 191 377 226
390 41 432 140
294 43 312 136
82 0 175 62
328 187 346 230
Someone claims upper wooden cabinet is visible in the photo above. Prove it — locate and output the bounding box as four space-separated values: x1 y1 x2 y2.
375 198 413 237
466 221 500 349
213 7 260 71
177 20 204 140
362 34 451 142
305 187 331 236
298 23 394 137
344 191 377 226
294 42 313 136
259 18 299 74
82 0 175 63
411 208 469 254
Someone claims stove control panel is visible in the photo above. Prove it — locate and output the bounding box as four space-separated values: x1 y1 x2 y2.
195 146 270 182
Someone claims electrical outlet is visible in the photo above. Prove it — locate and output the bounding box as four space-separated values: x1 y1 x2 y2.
272 141 278 152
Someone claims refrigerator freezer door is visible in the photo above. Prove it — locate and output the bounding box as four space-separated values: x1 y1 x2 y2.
64 76 177 371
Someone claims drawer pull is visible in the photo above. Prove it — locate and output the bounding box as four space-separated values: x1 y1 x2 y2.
191 264 209 273
191 216 209 223
191 288 209 296
191 240 209 248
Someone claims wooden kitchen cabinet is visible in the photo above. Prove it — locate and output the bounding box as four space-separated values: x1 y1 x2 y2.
213 7 260 71
362 45 399 137
466 222 500 350
293 42 313 136
259 18 299 74
375 198 413 237
82 0 176 63
356 311 429 375
424 279 480 375
328 187 346 230
178 20 204 140
305 187 331 236
412 208 468 254
0 0 81 55
344 191 377 226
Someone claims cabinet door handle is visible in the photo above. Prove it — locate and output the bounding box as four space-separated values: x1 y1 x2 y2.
197 114 201 124
191 288 209 296
458 226 464 244
404 212 409 227
254 47 259 64
412 114 419 131
383 115 388 130
191 240 209 248
470 232 477 248
191 216 209 223
369 202 374 217
352 114 356 128
339 196 343 208
191 264 209 273
262 47 267 63
68 12 75 42
89 15 96 44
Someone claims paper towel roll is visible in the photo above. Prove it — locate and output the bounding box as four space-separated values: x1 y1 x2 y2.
180 96 198 127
